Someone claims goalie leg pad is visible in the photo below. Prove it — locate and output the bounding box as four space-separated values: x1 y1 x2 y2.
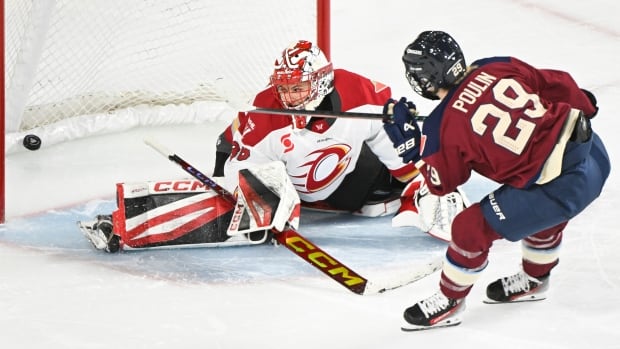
425 190 466 241
392 176 424 228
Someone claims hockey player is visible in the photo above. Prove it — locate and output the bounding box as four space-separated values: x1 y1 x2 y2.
215 40 467 236
382 31 610 330
216 39 417 216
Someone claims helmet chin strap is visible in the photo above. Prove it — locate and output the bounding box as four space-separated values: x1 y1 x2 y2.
421 90 440 101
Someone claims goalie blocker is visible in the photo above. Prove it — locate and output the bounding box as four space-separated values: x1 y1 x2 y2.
79 162 301 252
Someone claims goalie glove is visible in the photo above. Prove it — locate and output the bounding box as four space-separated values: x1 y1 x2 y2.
392 176 470 241
227 161 301 237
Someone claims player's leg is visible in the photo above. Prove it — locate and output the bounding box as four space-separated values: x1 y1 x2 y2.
484 222 565 303
480 136 609 303
402 203 500 330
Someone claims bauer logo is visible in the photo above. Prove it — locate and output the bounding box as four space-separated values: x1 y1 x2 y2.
487 192 506 220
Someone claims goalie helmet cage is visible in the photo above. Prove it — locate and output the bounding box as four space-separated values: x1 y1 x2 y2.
0 0 331 223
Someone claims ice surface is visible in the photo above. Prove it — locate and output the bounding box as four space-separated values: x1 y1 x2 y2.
2 0 620 348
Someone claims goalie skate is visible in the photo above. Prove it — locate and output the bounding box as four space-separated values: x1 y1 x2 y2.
78 220 107 250
79 216 273 252
77 215 120 253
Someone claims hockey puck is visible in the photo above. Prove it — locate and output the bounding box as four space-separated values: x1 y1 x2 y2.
23 134 42 151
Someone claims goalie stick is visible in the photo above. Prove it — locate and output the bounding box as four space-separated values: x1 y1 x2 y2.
144 139 442 295
250 107 428 121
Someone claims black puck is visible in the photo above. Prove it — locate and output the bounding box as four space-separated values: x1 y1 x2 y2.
23 134 42 151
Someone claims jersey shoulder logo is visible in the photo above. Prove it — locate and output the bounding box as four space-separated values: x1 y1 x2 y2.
371 80 389 93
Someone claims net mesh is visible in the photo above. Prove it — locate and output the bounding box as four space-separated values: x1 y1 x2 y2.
5 0 317 133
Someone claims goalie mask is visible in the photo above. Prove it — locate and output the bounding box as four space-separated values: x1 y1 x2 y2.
402 31 466 100
270 40 334 128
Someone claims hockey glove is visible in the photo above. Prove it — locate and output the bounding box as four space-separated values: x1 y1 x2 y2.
382 97 422 163
581 88 598 118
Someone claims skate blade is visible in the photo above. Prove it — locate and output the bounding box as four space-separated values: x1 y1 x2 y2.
401 317 462 332
483 294 547 304
77 221 108 250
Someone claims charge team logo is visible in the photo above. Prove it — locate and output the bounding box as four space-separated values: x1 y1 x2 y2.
281 133 294 153
291 144 352 193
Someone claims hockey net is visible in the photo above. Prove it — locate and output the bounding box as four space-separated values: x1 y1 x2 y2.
3 0 328 152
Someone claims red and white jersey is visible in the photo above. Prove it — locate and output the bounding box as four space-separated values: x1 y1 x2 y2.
224 69 417 202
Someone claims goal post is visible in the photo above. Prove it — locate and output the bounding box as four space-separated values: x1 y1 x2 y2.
1 0 331 222
1 0 5 223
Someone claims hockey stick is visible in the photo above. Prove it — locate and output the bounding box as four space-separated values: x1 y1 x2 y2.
144 139 441 295
250 107 428 121
144 140 236 205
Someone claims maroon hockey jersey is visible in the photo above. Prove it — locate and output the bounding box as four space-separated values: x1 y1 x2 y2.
417 56 597 196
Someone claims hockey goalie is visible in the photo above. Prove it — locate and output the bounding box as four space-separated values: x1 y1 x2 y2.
79 161 301 252
79 161 468 252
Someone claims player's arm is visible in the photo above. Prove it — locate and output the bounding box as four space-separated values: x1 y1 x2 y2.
416 148 471 197
223 115 282 192
213 111 250 176
513 57 598 118
381 97 470 196
538 70 597 117
365 119 419 182
332 69 392 110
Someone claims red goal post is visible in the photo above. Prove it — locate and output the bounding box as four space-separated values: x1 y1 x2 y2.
1 0 331 223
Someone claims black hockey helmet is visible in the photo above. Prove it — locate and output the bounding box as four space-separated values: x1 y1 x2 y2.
402 31 466 100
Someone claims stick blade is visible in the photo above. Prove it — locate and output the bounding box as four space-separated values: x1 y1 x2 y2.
143 138 173 157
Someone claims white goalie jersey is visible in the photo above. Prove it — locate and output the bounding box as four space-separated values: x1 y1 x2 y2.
224 115 411 202
221 69 417 202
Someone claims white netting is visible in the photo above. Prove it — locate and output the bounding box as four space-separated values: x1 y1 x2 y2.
4 0 318 152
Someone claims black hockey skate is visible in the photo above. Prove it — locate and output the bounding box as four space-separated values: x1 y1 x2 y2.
484 271 549 304
401 291 465 331
77 215 120 253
